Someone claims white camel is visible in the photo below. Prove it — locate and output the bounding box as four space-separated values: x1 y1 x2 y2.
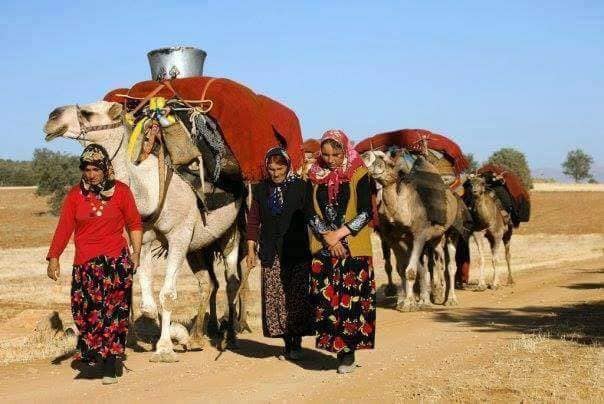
43 101 247 362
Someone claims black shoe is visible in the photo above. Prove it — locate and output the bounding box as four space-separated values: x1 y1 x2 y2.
102 356 118 385
288 336 303 361
337 351 356 374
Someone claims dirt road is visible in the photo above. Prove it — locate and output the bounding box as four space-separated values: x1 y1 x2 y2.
0 257 601 402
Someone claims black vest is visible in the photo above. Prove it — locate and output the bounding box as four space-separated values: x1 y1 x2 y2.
253 178 311 267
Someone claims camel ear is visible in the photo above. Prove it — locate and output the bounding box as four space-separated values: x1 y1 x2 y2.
107 103 123 121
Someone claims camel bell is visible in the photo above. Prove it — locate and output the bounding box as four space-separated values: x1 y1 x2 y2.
147 46 207 81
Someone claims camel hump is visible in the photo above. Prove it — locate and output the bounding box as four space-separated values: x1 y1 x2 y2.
409 156 448 226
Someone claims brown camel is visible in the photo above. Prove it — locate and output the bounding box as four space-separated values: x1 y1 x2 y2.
465 174 514 289
362 150 461 311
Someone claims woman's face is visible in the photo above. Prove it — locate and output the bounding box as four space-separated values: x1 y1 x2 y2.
321 142 345 170
83 165 105 185
267 161 288 184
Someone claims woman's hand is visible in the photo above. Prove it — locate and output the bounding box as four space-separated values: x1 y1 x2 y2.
131 251 141 270
246 240 257 270
322 231 340 248
47 258 60 281
329 241 348 259
322 227 351 248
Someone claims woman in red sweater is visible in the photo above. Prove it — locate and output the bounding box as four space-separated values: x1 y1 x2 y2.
46 144 142 385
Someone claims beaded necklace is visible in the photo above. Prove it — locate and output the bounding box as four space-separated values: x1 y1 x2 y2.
87 193 107 217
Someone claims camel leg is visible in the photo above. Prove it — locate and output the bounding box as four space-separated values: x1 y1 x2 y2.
151 234 190 363
397 238 424 312
504 226 514 285
237 255 252 333
473 233 487 291
138 242 159 319
382 237 397 297
186 250 214 350
444 236 459 306
221 235 241 348
430 239 446 305
487 233 501 290
417 254 432 309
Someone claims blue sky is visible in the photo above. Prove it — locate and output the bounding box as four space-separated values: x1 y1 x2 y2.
1 1 602 176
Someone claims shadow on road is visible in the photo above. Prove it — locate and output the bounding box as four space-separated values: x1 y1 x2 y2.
228 338 337 371
431 300 603 346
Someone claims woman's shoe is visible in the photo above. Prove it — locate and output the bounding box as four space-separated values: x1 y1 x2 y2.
102 356 118 385
288 336 303 360
279 336 292 361
336 351 356 374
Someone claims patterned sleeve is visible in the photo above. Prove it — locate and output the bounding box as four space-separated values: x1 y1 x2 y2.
304 180 330 237
344 173 373 235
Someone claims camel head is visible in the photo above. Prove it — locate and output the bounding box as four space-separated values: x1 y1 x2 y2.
467 174 487 197
361 150 400 186
44 101 124 145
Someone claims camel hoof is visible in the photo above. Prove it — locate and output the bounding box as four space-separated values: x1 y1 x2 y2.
444 298 459 306
417 300 433 310
396 301 418 312
236 319 253 334
508 279 515 286
150 351 179 363
384 284 398 297
188 336 206 351
488 284 499 290
140 303 158 319
475 284 488 292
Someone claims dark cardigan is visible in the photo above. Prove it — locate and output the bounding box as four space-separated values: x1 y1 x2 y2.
247 178 311 267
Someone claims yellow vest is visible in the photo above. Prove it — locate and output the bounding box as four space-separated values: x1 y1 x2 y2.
309 166 373 257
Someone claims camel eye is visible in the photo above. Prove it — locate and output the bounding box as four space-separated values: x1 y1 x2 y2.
80 109 94 121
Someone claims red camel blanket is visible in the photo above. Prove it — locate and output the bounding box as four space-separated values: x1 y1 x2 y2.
478 163 531 224
256 94 303 171
354 129 469 175
103 77 302 181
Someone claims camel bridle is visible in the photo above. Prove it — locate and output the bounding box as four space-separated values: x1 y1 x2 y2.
75 104 124 161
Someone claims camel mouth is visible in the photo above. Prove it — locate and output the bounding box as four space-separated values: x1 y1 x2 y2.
44 125 68 141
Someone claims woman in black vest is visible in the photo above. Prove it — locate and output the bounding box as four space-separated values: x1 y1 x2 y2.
246 147 313 360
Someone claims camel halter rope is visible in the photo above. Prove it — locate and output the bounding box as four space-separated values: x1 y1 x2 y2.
75 104 124 161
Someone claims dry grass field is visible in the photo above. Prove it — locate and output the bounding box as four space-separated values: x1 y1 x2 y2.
0 187 602 401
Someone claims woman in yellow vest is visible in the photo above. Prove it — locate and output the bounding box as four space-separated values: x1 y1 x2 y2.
307 129 375 374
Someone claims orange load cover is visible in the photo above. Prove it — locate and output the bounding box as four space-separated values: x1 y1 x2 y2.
354 129 469 175
103 77 302 181
302 138 321 154
256 94 303 171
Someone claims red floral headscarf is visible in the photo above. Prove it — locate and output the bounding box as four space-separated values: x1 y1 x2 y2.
308 129 364 203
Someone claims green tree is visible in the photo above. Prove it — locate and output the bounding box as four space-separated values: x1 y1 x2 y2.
463 153 479 173
32 148 81 215
562 149 594 183
0 159 36 186
486 148 532 189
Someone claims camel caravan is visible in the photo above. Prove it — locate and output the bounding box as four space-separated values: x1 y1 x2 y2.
42 46 530 362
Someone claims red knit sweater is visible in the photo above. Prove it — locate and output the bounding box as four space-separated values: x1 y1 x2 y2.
47 181 143 265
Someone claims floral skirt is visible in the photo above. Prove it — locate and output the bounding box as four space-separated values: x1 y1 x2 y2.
310 254 376 353
71 249 134 362
261 257 314 338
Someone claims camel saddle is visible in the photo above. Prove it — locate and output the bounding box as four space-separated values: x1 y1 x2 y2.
355 129 469 175
104 76 304 182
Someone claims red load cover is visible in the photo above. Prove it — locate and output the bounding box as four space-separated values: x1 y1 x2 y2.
256 94 303 171
354 129 469 175
104 77 301 181
478 163 530 205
